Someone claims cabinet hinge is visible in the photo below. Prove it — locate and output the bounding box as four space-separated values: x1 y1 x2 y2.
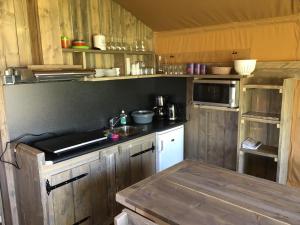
73 216 90 225
130 144 155 158
46 173 88 195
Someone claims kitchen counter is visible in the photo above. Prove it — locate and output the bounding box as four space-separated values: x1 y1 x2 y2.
43 120 185 163
116 160 300 225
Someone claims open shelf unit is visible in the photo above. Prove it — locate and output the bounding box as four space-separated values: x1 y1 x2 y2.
62 48 156 75
237 78 297 184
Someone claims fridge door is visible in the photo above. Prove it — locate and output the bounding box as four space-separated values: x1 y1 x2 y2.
156 126 184 172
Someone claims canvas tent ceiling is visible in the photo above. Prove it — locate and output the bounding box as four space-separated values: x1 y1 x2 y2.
114 0 298 31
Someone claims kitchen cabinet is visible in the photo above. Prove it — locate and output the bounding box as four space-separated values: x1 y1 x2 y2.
15 134 156 225
116 134 156 191
46 149 118 225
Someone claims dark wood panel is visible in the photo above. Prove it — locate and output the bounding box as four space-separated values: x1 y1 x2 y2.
185 106 238 170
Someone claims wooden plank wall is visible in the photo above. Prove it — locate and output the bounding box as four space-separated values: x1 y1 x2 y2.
59 0 153 68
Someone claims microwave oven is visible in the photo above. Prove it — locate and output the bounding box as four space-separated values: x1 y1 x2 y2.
193 79 240 108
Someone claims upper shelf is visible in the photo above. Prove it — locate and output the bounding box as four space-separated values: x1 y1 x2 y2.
194 74 244 79
62 48 154 55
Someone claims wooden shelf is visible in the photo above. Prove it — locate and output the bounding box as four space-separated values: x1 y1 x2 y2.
62 48 154 55
241 145 278 159
243 84 283 91
194 74 244 79
82 74 193 81
241 112 280 125
242 112 280 124
193 104 239 112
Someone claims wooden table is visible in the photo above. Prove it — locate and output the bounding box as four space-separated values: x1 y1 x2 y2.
116 160 300 225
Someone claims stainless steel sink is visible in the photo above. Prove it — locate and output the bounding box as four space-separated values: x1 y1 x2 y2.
109 125 141 137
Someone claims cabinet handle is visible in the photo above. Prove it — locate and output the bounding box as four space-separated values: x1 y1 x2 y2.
46 173 88 195
73 216 90 225
171 139 175 142
130 144 155 158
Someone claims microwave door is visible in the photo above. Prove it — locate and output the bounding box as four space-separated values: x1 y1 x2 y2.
193 80 238 107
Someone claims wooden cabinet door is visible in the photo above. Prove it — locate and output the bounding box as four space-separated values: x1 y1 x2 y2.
92 147 118 225
116 134 156 192
47 146 119 225
48 170 76 225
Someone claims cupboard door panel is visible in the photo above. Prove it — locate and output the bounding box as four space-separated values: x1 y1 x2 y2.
129 143 143 184
72 164 92 225
50 170 75 225
141 139 156 178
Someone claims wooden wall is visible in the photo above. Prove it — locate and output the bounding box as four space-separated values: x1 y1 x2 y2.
0 0 153 73
59 0 153 68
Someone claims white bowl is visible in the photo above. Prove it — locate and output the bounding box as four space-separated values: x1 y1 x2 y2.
234 59 256 76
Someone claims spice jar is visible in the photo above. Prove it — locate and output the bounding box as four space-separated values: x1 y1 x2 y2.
61 36 70 48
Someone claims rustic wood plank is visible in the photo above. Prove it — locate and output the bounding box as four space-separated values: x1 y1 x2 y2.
117 161 300 225
13 0 32 66
51 170 75 225
14 144 45 225
278 78 297 184
72 164 92 225
37 0 63 64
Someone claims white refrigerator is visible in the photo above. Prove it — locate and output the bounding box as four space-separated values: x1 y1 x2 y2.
156 125 184 172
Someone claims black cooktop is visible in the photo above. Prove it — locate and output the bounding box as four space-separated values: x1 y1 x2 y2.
32 130 107 154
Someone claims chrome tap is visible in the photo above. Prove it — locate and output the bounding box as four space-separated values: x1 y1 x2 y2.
109 116 121 129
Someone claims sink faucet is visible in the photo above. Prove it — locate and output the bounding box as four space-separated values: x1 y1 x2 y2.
109 116 121 129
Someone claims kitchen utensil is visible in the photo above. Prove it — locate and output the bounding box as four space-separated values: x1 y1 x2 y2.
234 59 256 76
167 104 177 121
211 66 232 75
131 110 154 124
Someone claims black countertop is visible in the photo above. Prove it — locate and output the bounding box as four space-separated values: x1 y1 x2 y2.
43 120 186 164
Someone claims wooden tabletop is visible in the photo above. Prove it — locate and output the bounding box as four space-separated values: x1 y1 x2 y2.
116 160 300 225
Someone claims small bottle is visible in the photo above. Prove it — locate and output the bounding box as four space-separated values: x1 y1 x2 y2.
120 110 127 125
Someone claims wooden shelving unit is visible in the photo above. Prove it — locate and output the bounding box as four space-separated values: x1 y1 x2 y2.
237 78 297 184
62 48 156 74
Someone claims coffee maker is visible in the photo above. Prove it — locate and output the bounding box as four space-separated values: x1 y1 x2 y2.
153 96 166 119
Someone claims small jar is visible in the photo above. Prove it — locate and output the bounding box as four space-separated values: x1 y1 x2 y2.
186 63 194 75
194 63 201 75
61 36 70 48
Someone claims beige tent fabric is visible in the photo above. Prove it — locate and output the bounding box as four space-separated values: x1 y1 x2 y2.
288 81 300 187
154 15 300 62
114 0 298 31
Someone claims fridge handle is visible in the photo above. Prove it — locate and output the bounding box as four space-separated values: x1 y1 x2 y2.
161 140 164 152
